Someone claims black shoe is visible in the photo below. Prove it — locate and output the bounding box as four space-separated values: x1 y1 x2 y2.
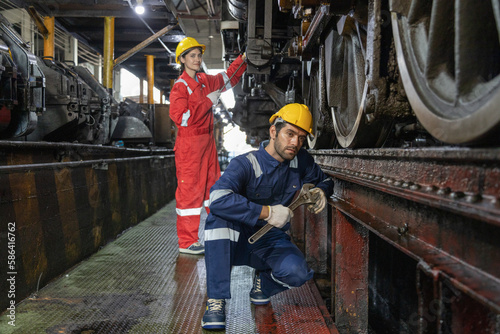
250 271 270 305
179 242 204 255
201 298 226 330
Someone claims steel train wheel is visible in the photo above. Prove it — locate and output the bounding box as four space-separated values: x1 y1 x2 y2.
328 18 392 148
391 1 500 144
307 46 335 149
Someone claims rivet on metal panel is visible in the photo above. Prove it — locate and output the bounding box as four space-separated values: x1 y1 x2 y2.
437 187 451 196
425 185 438 192
397 223 409 236
401 181 411 188
410 184 420 190
465 194 482 203
449 191 465 199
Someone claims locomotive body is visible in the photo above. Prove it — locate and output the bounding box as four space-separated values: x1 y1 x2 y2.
223 0 500 148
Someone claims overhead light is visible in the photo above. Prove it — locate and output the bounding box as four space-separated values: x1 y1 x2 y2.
135 0 145 14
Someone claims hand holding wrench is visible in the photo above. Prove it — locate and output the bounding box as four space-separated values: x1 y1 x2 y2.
248 183 321 244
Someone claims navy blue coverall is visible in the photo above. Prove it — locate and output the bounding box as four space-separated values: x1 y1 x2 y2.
204 140 334 299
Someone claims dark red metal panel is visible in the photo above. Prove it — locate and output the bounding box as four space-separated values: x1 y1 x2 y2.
334 209 369 334
306 148 500 333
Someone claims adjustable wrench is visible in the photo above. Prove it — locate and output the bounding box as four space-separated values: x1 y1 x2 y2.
248 183 320 244
218 59 246 92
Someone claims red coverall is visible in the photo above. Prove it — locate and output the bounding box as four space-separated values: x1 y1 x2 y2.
169 55 247 248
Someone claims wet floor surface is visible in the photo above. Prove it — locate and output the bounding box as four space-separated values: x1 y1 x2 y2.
0 200 335 333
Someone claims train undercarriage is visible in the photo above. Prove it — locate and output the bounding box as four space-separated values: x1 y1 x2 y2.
223 0 500 148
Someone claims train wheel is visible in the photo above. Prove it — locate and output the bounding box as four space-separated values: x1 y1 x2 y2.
391 2 500 144
327 18 392 148
307 46 335 149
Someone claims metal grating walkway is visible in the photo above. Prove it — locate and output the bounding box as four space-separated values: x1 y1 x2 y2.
0 201 337 333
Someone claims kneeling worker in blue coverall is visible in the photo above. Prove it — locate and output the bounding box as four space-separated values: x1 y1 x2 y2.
201 103 334 330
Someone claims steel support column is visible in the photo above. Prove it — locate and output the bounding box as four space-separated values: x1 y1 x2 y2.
43 16 54 58
146 55 155 105
103 17 115 90
140 79 144 103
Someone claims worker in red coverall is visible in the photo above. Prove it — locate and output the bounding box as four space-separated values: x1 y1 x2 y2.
169 37 247 255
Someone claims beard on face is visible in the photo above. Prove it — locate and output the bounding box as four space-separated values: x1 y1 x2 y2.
273 136 298 161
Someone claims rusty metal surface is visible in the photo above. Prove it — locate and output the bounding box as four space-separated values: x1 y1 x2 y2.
314 148 500 226
333 210 369 334
306 148 500 333
0 201 338 333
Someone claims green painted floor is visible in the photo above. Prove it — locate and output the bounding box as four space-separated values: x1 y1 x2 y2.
0 200 334 333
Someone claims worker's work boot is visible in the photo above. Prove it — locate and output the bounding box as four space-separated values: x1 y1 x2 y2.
179 242 204 255
249 271 270 305
201 298 226 330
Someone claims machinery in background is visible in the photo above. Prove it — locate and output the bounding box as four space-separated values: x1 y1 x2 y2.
0 13 162 147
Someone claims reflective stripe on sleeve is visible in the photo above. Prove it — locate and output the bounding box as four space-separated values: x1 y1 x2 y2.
205 227 240 242
204 199 210 207
176 206 203 216
175 78 193 95
209 189 233 206
221 72 233 90
245 153 262 178
181 109 191 126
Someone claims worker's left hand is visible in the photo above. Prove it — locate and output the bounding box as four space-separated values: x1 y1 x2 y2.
241 52 246 62
207 90 221 104
308 188 326 214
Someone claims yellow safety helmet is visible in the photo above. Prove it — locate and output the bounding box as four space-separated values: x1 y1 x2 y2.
269 103 314 136
175 37 206 64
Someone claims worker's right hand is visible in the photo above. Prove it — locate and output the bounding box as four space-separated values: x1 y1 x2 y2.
265 204 294 228
207 91 221 104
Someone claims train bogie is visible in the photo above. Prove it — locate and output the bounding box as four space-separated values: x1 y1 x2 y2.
225 0 500 148
0 13 155 146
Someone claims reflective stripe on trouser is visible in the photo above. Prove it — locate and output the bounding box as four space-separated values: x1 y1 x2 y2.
205 217 313 299
175 132 220 248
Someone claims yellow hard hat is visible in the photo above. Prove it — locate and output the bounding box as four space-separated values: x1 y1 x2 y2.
269 103 314 136
175 37 206 64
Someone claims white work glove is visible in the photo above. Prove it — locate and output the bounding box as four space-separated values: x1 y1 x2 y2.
308 188 326 214
265 204 294 228
207 90 221 105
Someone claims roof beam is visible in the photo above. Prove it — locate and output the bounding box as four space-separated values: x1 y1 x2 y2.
114 24 177 66
44 10 174 19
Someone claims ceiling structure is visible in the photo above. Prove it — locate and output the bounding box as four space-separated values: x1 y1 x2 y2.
8 0 227 97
